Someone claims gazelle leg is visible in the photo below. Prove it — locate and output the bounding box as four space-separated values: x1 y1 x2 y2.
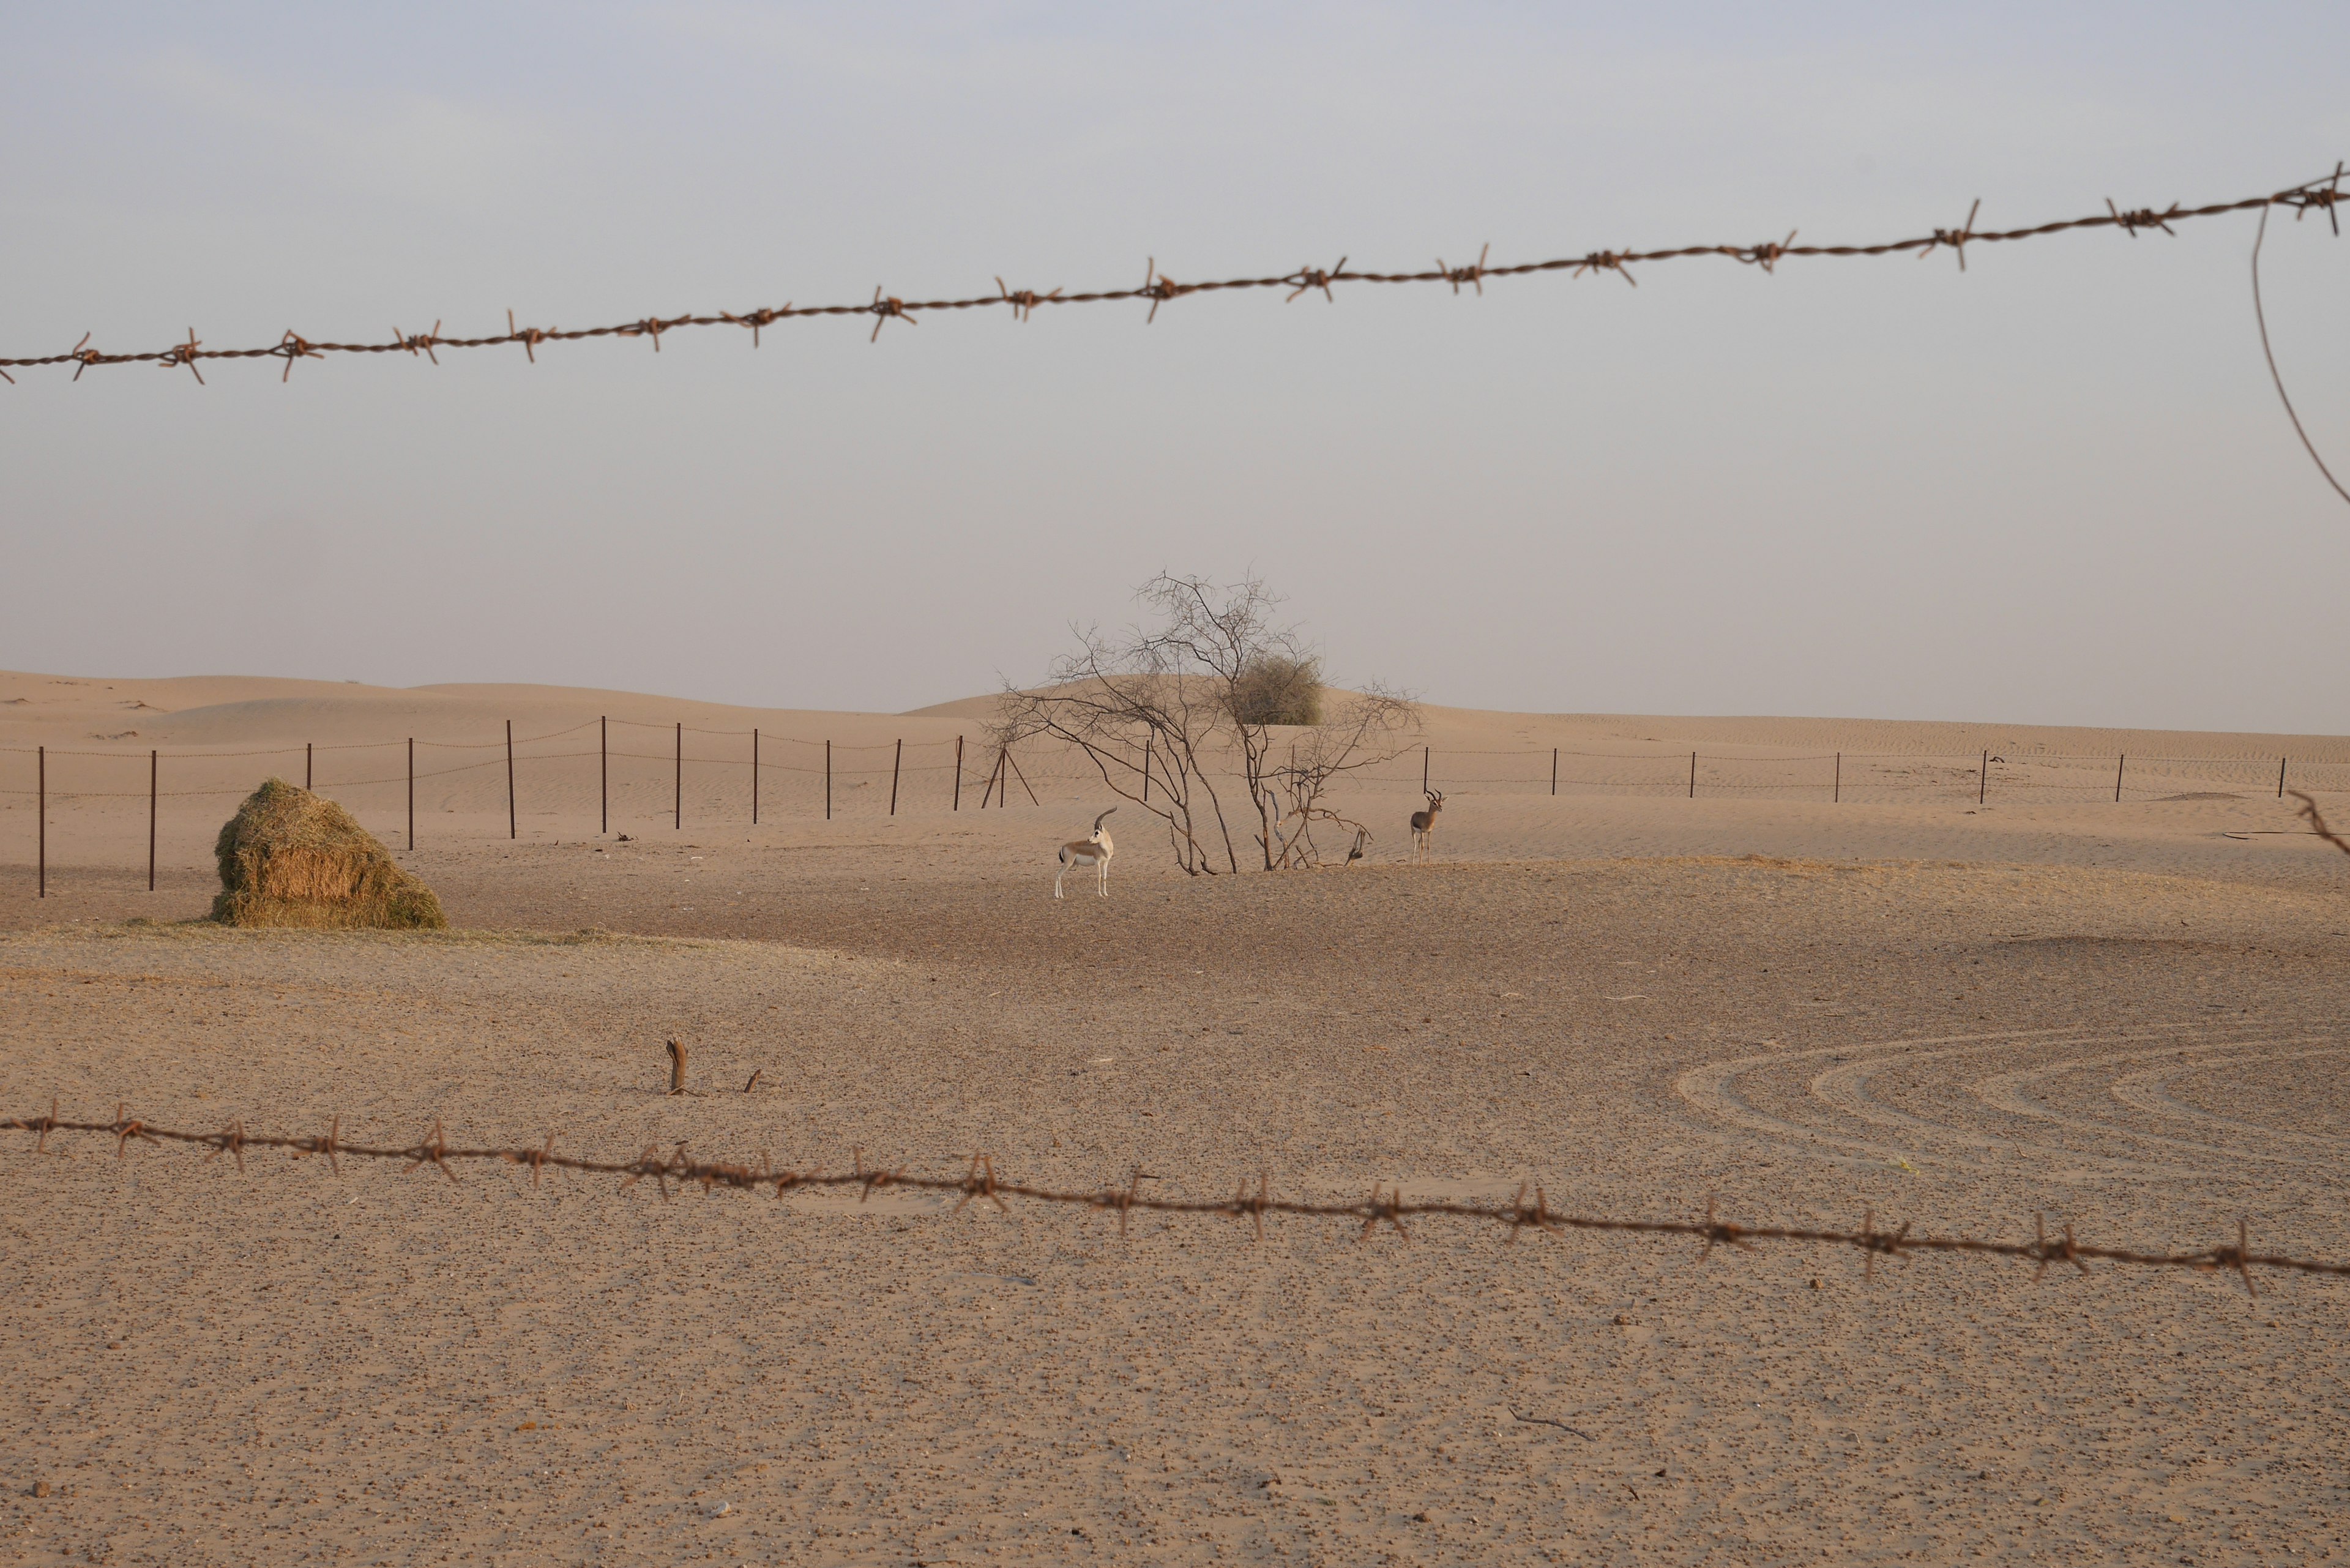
1054 866 1066 898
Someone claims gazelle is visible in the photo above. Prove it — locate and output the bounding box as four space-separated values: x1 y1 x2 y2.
1054 808 1117 898
1409 791 1444 863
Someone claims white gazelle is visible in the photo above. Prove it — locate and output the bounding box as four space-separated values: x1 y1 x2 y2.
1054 808 1117 898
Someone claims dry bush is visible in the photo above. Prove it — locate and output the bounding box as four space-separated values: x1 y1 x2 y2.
1228 654 1323 727
211 779 446 929
998 574 1415 873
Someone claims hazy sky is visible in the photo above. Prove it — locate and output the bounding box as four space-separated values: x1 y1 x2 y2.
5 2 2346 731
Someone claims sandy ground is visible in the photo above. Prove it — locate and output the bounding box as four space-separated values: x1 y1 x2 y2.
2 673 2348 1565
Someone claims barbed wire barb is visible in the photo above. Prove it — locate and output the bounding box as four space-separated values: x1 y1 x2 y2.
1744 230 1799 273
506 308 546 364
868 289 915 343
1439 244 1490 295
394 321 442 365
1285 258 1347 304
162 329 206 384
995 277 1059 322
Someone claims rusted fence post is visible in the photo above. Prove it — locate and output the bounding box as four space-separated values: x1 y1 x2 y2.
825 740 832 821
889 739 902 816
147 749 157 892
2115 754 2125 803
1551 747 1558 796
1833 752 1841 804
953 735 964 810
506 720 517 840
1688 752 1696 799
1007 749 1039 805
36 746 44 898
752 729 760 826
1423 745 1430 794
674 722 683 831
1979 749 1988 805
599 717 607 835
2279 756 2288 798
305 741 313 791
407 737 414 849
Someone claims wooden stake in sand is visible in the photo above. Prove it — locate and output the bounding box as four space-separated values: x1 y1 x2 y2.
665 1039 688 1095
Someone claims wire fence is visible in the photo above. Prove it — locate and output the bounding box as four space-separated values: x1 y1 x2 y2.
7 722 2349 894
6 1100 2339 1294
2 170 2340 383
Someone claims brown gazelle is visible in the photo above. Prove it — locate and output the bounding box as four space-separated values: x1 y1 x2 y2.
1409 791 1444 862
1054 808 1117 898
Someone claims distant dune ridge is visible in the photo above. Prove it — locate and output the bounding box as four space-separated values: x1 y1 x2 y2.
5 667 2346 760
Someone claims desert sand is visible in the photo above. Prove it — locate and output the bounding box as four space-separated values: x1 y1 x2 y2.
2 669 2346 1564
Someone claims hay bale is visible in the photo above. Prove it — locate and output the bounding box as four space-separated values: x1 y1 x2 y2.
211 778 445 929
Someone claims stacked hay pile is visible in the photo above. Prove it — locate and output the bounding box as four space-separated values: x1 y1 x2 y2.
212 778 446 929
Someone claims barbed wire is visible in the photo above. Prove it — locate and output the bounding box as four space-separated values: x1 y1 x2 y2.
2 171 2340 384
7 1101 2341 1293
2289 790 2350 859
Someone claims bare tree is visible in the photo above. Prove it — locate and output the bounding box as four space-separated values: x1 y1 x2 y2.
995 573 1418 873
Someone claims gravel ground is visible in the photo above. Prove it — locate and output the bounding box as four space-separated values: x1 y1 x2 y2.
2 846 2346 1565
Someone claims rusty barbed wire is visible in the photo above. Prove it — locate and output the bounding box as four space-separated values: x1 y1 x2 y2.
3 170 2341 384
2288 790 2350 859
7 1101 2341 1293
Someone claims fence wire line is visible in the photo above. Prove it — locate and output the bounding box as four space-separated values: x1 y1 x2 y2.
4 171 2341 384
6 1103 2336 1293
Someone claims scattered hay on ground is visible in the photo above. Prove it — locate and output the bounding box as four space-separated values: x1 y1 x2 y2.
211 778 446 929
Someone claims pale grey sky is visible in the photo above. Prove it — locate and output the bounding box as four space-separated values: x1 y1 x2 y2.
4 2 2346 731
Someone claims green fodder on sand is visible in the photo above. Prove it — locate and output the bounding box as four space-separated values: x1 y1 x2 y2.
211 778 446 930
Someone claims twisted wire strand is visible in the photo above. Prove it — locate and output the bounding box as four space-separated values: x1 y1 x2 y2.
5 173 2340 379
5 1103 2336 1292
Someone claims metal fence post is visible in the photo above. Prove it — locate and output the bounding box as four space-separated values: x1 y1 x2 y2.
2115 753 2125 803
1979 749 1988 805
752 729 760 826
407 738 414 849
600 717 608 835
953 735 964 810
1833 752 1841 804
148 749 157 892
305 741 313 791
1688 752 1696 799
1551 747 1559 796
825 740 832 821
2280 756 2289 798
674 722 683 831
506 720 517 840
36 746 44 898
889 739 902 816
